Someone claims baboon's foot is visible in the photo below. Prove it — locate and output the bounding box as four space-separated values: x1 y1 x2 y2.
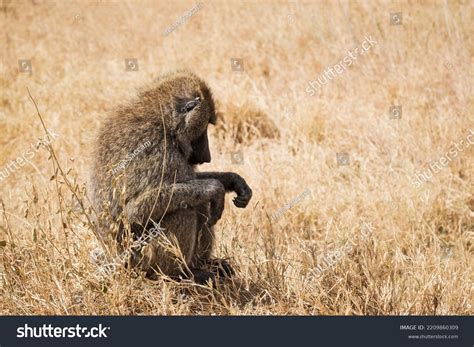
206 258 235 278
190 268 216 285
145 269 160 281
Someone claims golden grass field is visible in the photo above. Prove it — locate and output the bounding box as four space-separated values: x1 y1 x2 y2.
0 0 473 315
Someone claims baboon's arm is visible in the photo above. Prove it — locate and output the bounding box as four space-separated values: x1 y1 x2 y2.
124 179 225 226
196 172 252 208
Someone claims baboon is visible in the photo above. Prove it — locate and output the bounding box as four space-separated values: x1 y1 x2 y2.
90 71 252 284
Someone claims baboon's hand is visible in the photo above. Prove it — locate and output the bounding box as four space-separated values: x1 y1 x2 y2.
231 174 252 208
208 180 225 226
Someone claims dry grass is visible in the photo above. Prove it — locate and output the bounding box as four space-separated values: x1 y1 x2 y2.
0 0 473 315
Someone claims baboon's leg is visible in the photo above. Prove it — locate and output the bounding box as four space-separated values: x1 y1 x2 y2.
192 205 235 278
129 211 198 279
131 236 190 279
192 204 214 264
124 179 225 227
137 223 234 281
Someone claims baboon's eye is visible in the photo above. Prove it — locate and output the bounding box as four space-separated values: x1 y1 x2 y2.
180 97 200 114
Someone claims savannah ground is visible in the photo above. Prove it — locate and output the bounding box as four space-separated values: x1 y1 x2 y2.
0 0 472 315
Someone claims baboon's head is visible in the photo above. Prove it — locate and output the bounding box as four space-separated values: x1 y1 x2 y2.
150 71 217 165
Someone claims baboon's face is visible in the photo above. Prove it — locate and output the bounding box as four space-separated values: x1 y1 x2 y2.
168 76 217 165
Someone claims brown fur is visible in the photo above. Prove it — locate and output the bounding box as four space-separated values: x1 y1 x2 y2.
90 71 252 283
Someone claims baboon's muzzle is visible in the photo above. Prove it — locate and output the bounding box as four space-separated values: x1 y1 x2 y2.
189 132 211 164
